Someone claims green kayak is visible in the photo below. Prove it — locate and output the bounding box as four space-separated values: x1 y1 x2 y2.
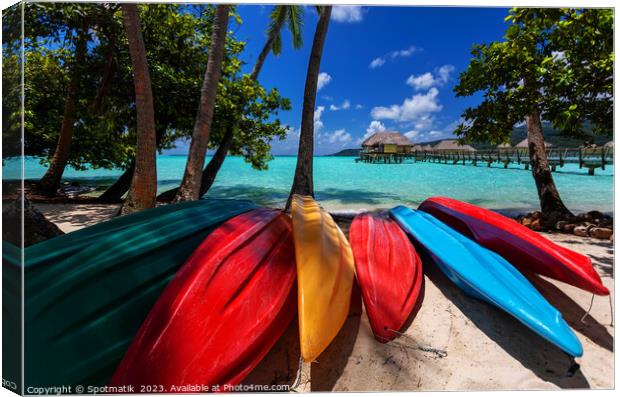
3 199 256 389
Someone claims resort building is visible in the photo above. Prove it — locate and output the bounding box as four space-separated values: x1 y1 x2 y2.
432 139 476 152
515 138 553 148
412 144 434 151
361 132 414 154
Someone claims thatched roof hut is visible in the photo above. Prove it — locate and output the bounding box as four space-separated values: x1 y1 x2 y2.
362 132 414 154
412 144 433 151
362 132 414 147
604 140 613 148
515 138 552 148
433 139 476 151
497 142 511 149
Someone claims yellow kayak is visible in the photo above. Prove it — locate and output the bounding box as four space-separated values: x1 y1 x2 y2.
291 195 355 362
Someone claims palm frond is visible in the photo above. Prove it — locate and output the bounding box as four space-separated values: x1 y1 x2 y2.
267 6 287 39
286 6 304 49
271 32 282 55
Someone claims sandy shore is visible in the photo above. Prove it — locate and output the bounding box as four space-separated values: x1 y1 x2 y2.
34 203 614 390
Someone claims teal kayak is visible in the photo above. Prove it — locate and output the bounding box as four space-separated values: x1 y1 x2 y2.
3 199 256 388
390 205 582 357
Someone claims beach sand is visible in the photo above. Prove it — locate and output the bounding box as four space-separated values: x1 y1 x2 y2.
34 203 614 391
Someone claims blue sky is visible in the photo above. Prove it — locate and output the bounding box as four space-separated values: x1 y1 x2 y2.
171 5 511 155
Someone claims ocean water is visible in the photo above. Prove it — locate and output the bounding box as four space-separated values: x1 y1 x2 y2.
3 155 614 213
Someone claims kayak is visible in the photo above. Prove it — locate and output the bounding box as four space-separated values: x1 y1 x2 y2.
390 205 583 357
291 195 355 362
15 199 256 387
110 209 297 388
418 197 608 295
349 212 423 342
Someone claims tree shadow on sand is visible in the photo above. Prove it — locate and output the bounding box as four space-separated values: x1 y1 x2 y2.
204 185 412 208
421 251 591 389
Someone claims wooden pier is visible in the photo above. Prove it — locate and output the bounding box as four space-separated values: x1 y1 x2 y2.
358 147 613 175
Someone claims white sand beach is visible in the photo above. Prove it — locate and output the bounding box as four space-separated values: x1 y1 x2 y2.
34 203 614 391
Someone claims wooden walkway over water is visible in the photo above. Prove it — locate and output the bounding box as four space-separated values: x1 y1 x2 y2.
357 147 613 175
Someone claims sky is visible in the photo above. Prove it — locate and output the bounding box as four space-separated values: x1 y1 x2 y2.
169 5 511 156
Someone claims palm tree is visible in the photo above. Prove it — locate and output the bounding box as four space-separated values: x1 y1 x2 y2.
173 4 231 202
38 28 88 196
250 5 303 80
118 4 157 215
197 5 303 196
286 6 332 210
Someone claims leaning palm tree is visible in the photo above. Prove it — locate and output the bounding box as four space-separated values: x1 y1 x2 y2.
250 5 303 80
118 4 157 215
197 5 303 195
286 6 332 210
174 4 231 202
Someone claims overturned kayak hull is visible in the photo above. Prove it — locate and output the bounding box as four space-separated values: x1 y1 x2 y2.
110 209 297 388
292 195 355 362
390 205 582 357
18 199 256 387
418 196 608 295
350 212 423 342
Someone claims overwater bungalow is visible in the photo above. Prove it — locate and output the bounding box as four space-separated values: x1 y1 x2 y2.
433 139 476 152
515 138 553 149
412 144 433 151
359 132 414 163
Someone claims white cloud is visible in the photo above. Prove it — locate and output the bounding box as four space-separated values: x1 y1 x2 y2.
366 120 386 134
406 64 455 91
317 72 332 91
329 99 351 111
369 57 386 69
327 128 353 144
331 6 363 23
370 45 418 69
437 64 455 82
404 130 419 140
406 72 435 90
355 104 364 109
357 120 386 144
371 87 443 123
314 106 325 132
390 46 417 59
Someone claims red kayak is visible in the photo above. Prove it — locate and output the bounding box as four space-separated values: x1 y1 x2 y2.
109 209 297 390
418 197 608 295
349 212 423 342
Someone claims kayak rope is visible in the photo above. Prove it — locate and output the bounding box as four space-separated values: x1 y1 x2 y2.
290 355 303 392
385 328 448 358
580 294 595 323
609 294 614 327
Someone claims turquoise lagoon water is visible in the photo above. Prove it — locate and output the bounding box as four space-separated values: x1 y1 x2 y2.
3 155 614 213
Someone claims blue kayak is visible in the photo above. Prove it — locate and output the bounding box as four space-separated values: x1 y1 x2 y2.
390 205 582 357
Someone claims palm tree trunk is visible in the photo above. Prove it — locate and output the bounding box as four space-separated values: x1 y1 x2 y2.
119 4 157 215
156 125 234 202
199 124 234 196
174 5 230 203
38 32 88 196
91 36 115 115
526 109 573 221
98 128 165 203
285 6 332 211
249 15 285 81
